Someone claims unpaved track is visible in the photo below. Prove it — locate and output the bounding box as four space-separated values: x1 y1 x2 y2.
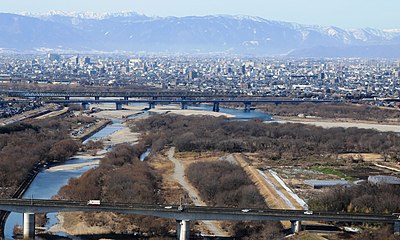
167 147 228 237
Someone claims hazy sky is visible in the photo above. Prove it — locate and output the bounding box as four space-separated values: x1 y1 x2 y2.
1 0 398 29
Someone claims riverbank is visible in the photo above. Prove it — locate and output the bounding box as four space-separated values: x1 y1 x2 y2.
103 125 140 145
0 104 61 126
47 114 142 236
149 105 235 118
75 119 112 142
275 116 400 132
90 104 146 119
46 159 101 172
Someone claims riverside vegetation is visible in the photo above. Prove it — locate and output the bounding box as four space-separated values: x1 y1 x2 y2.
134 114 400 161
57 143 175 236
256 102 400 122
0 115 94 199
56 114 400 239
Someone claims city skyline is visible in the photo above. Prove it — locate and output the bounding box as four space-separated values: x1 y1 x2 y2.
1 0 399 30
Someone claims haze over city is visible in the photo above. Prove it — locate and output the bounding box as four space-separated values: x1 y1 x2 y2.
1 0 400 29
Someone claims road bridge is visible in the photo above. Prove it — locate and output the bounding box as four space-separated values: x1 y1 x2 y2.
0 199 398 239
44 99 338 112
0 99 338 112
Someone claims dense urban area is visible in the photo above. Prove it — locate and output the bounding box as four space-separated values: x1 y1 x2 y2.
0 54 400 100
0 54 400 240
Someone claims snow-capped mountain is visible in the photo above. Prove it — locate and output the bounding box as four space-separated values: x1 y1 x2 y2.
21 11 148 20
0 12 399 57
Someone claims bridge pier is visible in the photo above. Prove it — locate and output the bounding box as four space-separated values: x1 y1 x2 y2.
64 96 70 100
291 220 302 234
116 102 123 110
394 221 400 235
149 102 156 109
81 102 90 111
124 96 129 101
94 96 100 100
23 212 35 240
181 102 188 110
244 102 252 112
213 102 220 112
176 220 190 240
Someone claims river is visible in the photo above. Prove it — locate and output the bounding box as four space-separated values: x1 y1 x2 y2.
4 104 272 239
4 121 123 239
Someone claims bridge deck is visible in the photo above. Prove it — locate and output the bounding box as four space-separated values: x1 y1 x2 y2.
0 199 397 223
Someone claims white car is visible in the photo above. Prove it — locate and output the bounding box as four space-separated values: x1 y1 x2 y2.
304 210 313 215
241 209 251 213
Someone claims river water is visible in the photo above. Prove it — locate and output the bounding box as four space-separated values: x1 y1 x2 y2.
4 121 123 239
4 104 272 239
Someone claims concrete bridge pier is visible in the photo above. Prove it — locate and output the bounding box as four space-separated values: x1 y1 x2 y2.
116 102 123 110
23 212 35 240
213 102 219 112
244 102 252 112
149 102 156 109
181 102 188 110
81 102 90 111
213 102 220 112
394 221 400 235
291 220 302 234
176 220 190 240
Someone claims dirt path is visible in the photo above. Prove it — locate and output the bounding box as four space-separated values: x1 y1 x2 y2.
374 163 400 172
167 147 228 237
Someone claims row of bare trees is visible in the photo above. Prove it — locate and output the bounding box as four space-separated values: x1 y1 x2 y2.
309 183 400 214
187 161 264 207
256 102 400 122
0 118 85 198
186 161 284 239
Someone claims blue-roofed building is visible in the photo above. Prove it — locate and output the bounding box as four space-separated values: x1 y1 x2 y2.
304 180 349 189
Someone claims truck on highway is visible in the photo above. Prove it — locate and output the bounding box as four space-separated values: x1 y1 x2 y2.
87 200 101 205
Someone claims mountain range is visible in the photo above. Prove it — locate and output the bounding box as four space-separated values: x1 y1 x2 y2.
0 12 400 57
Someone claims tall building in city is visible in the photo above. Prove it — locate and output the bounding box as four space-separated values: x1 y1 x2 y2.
70 56 79 65
47 53 61 62
79 57 91 65
188 70 198 79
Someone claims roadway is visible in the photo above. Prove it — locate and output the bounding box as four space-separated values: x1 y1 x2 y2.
0 199 397 223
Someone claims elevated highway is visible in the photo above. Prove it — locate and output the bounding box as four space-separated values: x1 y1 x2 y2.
0 199 399 239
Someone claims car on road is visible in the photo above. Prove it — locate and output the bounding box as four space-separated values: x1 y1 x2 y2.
304 210 313 215
241 209 251 213
87 200 101 205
